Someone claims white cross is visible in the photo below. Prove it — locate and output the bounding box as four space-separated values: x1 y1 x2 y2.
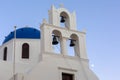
59 4 64 8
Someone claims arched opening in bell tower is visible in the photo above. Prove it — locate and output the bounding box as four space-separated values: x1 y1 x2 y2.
60 12 70 29
67 34 79 56
52 30 62 54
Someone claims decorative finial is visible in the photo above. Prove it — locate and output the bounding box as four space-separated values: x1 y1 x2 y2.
14 26 17 28
42 18 47 23
82 28 87 33
59 4 64 8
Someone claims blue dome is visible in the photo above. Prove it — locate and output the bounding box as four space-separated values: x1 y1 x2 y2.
3 27 40 44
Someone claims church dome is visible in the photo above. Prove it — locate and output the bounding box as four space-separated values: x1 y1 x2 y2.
3 27 40 44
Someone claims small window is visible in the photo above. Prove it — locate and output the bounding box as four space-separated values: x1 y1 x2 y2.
3 47 7 61
62 73 74 80
22 43 29 59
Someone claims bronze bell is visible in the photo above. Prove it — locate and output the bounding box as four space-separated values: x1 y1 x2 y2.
70 40 75 47
60 16 65 23
52 36 59 45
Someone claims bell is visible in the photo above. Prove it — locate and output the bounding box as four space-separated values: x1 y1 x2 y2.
60 16 65 23
52 36 59 45
70 40 75 47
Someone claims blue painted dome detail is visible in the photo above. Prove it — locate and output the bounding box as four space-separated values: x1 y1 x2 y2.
3 27 40 44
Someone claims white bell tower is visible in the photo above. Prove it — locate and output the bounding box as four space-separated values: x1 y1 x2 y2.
40 5 88 59
37 5 99 80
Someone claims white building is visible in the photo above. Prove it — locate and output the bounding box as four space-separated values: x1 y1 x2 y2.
0 5 99 80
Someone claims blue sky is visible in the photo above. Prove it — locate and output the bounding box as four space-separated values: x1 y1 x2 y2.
0 0 120 80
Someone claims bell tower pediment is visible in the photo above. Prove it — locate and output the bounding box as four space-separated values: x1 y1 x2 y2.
48 5 77 30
